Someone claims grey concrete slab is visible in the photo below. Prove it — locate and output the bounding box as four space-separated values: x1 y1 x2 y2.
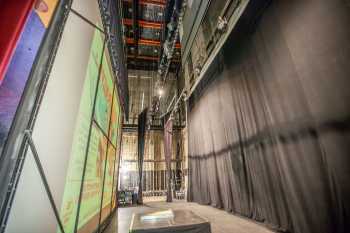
104 201 274 233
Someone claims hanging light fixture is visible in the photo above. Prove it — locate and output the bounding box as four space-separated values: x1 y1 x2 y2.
158 88 164 97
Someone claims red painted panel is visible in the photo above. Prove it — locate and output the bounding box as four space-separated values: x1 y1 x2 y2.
0 0 36 84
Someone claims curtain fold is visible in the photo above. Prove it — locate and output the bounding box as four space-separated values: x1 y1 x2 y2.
164 118 173 202
137 108 148 204
188 1 350 233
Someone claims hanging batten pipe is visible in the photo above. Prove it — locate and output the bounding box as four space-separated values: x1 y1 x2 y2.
160 87 186 118
158 0 185 83
166 93 177 113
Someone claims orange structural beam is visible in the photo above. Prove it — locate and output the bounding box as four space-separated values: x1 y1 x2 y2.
139 39 160 46
140 20 163 29
123 18 132 25
123 18 162 29
126 37 135 44
127 55 181 63
128 55 158 61
126 37 181 48
123 0 166 7
126 38 160 46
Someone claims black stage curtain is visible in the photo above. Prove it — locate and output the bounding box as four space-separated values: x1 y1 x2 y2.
188 1 350 233
164 118 173 202
137 108 148 204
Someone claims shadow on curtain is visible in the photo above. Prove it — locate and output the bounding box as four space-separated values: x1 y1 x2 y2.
187 1 350 233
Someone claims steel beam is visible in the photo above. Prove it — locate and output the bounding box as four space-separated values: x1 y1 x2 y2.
126 37 180 48
124 18 163 29
123 0 166 7
127 54 180 62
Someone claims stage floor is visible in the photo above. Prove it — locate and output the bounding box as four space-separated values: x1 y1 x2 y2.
104 201 274 233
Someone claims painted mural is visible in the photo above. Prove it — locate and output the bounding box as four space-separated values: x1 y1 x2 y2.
58 27 123 233
0 0 58 155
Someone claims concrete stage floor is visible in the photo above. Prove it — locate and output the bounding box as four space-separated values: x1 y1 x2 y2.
104 200 274 233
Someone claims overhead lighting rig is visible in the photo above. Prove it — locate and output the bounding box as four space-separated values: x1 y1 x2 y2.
157 0 186 83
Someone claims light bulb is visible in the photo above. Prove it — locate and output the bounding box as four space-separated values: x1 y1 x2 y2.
158 88 164 97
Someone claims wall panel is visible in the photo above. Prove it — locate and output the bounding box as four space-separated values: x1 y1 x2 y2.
5 1 124 233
